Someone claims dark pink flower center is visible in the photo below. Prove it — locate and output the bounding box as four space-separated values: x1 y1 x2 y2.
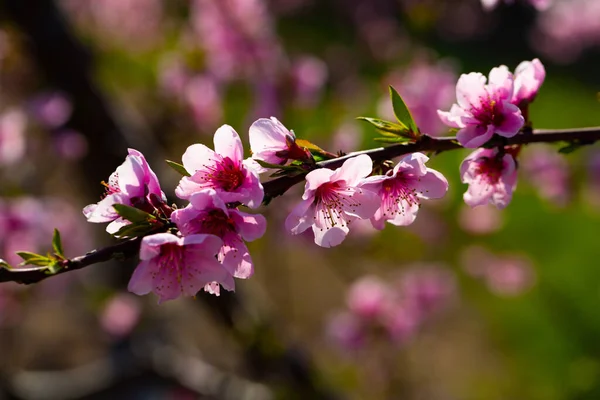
473 98 504 126
380 174 420 217
314 182 360 229
101 173 121 197
152 243 186 288
475 156 504 184
202 157 245 192
201 209 237 237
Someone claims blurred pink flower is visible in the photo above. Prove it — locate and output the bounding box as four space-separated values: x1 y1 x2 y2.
438 67 524 148
331 122 361 154
0 108 26 166
176 125 264 208
399 266 457 316
532 0 600 63
379 59 457 136
458 203 504 235
481 0 551 11
521 146 570 206
185 75 223 130
285 154 379 247
291 55 328 107
326 311 365 350
346 276 390 319
28 92 72 128
53 129 88 160
100 294 141 337
461 246 536 296
362 153 448 229
171 189 266 280
460 148 518 209
128 233 234 303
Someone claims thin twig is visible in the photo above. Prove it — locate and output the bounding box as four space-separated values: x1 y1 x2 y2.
1 127 599 285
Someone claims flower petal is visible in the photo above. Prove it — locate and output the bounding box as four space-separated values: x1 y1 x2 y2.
214 124 243 164
230 210 267 242
312 224 349 248
181 144 217 175
456 125 495 148
330 154 373 185
415 169 449 199
285 198 315 235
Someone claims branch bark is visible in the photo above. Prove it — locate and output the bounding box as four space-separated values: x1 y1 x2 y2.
1 127 599 284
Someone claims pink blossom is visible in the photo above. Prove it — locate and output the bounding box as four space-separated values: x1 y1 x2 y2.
458 203 504 234
346 276 390 319
326 311 365 350
512 59 545 107
249 117 309 172
100 294 141 337
128 232 234 303
521 145 570 206
0 108 26 166
438 67 524 148
361 153 448 229
285 154 379 247
83 148 165 234
481 0 551 11
171 189 266 279
291 55 328 107
460 148 518 209
398 266 456 316
28 92 72 128
176 125 263 208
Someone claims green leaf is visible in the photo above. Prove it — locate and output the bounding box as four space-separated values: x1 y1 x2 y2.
389 86 419 137
0 259 12 270
558 142 583 154
357 117 409 136
16 252 52 267
295 139 327 153
113 222 155 239
46 261 63 275
113 204 156 224
52 229 64 257
166 160 191 177
373 137 415 144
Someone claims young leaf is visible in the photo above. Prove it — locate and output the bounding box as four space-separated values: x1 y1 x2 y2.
0 259 12 270
295 139 326 153
254 159 301 171
113 204 156 224
16 252 52 267
46 261 63 275
52 229 64 257
357 117 409 136
389 86 419 137
113 221 155 239
166 160 191 177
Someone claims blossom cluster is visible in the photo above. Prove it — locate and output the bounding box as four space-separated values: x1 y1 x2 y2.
327 268 456 350
79 58 550 304
84 127 267 303
439 59 545 209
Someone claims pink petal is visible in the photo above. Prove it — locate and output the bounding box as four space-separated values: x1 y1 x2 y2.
230 210 267 242
464 177 494 208
220 233 253 279
456 73 487 109
128 260 154 295
330 154 373 185
106 217 129 235
457 125 495 148
213 124 243 164
128 148 163 197
116 155 146 197
415 170 449 199
240 167 264 209
140 233 179 260
188 189 227 213
312 224 349 248
395 153 429 176
285 198 315 235
153 264 183 304
303 168 335 200
249 117 291 157
487 66 514 101
386 200 420 226
437 105 465 129
495 103 524 137
175 176 203 200
343 188 380 219
181 144 217 176
83 193 125 222
182 233 223 255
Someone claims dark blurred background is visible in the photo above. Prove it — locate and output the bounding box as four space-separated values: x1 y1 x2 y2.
0 0 599 399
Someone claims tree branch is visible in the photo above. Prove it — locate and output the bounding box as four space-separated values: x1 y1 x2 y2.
1 126 599 285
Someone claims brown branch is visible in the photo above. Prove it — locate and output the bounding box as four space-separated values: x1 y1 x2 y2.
1 127 599 285
0 237 142 284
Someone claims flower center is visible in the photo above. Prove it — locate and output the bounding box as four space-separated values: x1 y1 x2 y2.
101 172 121 197
154 243 185 287
474 98 505 127
314 182 360 229
475 156 504 184
201 209 237 237
380 174 420 217
203 157 245 192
